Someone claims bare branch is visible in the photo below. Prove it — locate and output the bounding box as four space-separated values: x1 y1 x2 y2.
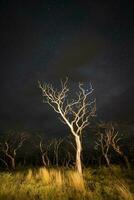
0 132 28 169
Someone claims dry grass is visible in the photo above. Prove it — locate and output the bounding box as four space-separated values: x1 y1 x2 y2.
116 181 133 200
67 170 85 191
0 166 133 200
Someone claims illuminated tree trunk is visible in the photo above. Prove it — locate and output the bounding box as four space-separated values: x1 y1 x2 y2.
75 135 82 174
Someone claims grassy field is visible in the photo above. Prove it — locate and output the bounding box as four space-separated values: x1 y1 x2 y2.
0 165 134 200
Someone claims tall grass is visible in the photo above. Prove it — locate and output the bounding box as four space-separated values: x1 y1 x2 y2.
116 181 133 200
0 166 133 200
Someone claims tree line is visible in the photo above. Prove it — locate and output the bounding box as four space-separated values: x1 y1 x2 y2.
0 123 132 171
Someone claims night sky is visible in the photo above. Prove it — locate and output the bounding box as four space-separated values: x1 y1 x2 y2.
0 1 133 133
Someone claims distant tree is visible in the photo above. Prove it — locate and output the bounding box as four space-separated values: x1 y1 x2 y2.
0 131 28 170
51 138 64 167
33 134 52 167
95 123 112 167
38 78 96 174
109 124 130 169
95 122 129 168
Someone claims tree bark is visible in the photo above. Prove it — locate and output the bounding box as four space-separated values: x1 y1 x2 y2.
75 135 82 174
11 157 15 170
105 155 110 167
5 153 15 170
42 154 46 166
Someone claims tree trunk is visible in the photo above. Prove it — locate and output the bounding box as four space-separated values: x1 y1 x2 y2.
75 135 82 174
105 155 110 167
5 153 15 170
123 155 130 169
11 157 15 170
42 154 46 166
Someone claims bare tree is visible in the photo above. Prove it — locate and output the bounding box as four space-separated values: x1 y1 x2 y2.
51 138 64 167
39 136 50 166
109 124 130 169
38 78 96 174
59 136 76 167
0 132 28 170
33 135 52 167
95 130 111 167
96 122 129 168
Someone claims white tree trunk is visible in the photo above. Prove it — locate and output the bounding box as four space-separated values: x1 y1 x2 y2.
75 135 82 174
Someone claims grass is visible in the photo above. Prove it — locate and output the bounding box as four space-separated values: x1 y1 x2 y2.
0 165 134 200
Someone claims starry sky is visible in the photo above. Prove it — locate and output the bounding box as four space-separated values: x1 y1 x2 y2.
0 0 134 132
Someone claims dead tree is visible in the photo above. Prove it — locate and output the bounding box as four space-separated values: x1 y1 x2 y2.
38 78 96 174
96 122 129 168
34 135 52 167
51 138 64 167
95 131 111 167
63 151 74 168
0 132 27 170
39 137 50 167
109 124 130 169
